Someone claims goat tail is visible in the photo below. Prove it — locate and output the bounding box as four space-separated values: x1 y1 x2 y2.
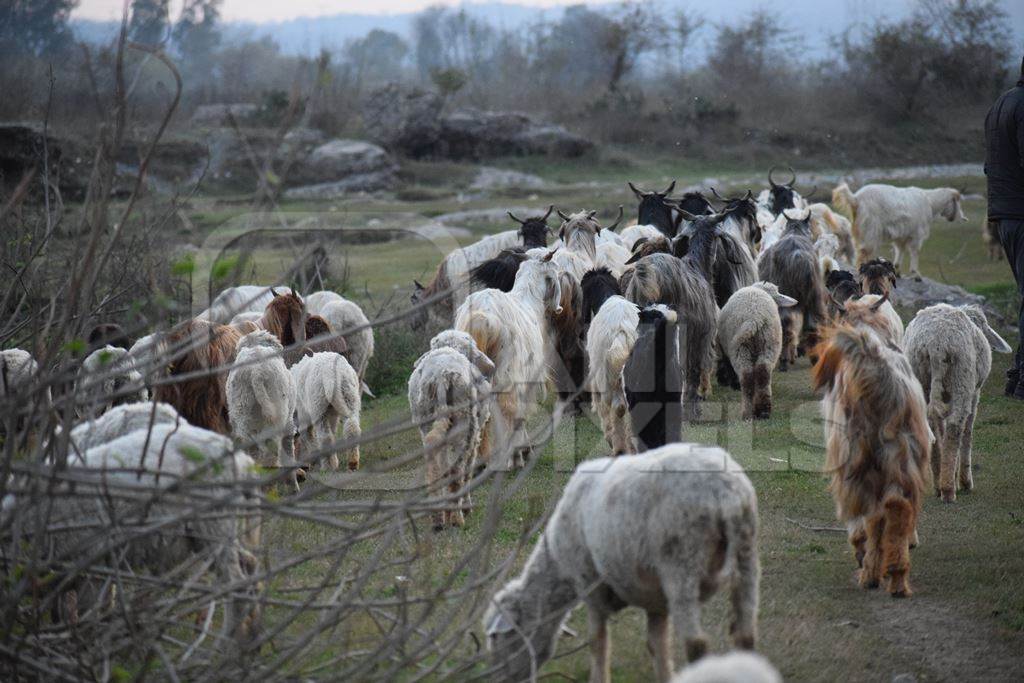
605 334 634 419
831 183 857 222
458 310 502 368
423 374 453 457
925 352 950 425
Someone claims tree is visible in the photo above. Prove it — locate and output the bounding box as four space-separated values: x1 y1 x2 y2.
601 2 666 93
173 0 222 71
129 0 170 45
344 29 408 92
0 0 78 57
673 8 705 70
708 11 791 90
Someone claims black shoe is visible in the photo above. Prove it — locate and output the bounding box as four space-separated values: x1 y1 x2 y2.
1007 369 1022 397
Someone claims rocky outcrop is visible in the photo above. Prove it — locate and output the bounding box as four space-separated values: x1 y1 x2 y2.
362 85 444 158
891 276 1005 325
190 103 260 126
283 139 398 198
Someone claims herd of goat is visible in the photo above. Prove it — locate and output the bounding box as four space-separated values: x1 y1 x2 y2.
0 168 1010 681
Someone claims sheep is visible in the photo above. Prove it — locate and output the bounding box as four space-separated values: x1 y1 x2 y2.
1 348 41 400
618 223 666 251
585 295 639 455
317 296 375 396
1 348 50 439
483 443 759 683
291 351 362 473
832 182 967 278
904 303 1012 502
66 401 182 456
812 324 931 597
260 288 307 367
152 320 240 435
808 202 856 263
833 292 904 347
982 218 1003 261
226 330 298 489
408 330 493 529
8 422 261 642
198 284 276 324
717 282 797 419
76 345 146 417
858 257 898 297
757 208 828 356
455 255 563 468
628 180 679 237
624 305 683 451
410 209 552 327
671 652 782 683
623 211 720 419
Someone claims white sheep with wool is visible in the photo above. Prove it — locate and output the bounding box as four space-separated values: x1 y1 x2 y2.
717 282 797 420
904 303 1011 502
1 348 42 399
832 182 966 277
226 330 298 489
484 443 760 683
408 330 494 529
671 651 782 683
67 401 182 457
76 345 146 417
290 351 362 472
585 295 640 455
316 296 375 396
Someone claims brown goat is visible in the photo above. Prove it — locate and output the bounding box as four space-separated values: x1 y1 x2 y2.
813 324 930 597
261 289 307 366
304 314 348 357
547 272 585 412
858 258 898 297
153 320 241 435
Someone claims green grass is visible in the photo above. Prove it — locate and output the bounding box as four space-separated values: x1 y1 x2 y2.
186 166 1024 679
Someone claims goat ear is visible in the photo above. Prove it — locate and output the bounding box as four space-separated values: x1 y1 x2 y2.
774 293 798 307
486 612 515 636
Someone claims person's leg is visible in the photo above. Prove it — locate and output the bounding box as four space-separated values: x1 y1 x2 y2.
997 219 1024 397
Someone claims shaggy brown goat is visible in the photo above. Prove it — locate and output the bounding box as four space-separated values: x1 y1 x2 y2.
261 289 307 366
153 320 241 435
858 258 898 297
813 324 930 597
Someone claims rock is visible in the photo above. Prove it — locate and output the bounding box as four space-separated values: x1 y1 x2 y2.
438 108 593 160
362 85 443 158
469 167 546 191
891 276 1003 324
511 124 592 158
306 139 396 178
283 172 395 199
190 104 260 126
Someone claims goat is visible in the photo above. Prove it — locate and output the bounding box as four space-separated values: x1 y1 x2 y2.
832 292 904 347
672 201 757 308
198 284 276 324
153 320 240 435
628 180 678 237
86 323 133 353
291 351 362 472
585 295 639 455
858 258 898 297
303 314 348 357
813 324 931 597
260 288 307 367
469 249 528 292
832 182 967 277
904 304 1011 502
318 297 375 396
580 268 622 328
808 202 856 263
825 269 861 320
484 444 759 683
624 305 683 451
76 345 146 418
757 165 808 216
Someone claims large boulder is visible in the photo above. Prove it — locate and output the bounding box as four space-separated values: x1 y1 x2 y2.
361 85 443 158
891 276 1005 325
190 104 260 126
284 138 398 198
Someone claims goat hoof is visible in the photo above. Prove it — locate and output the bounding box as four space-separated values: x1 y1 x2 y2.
348 461 359 472
940 490 956 503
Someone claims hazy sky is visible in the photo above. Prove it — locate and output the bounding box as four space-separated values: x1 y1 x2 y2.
74 0 592 22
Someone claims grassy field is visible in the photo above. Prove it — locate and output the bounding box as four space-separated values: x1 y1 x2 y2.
187 164 1023 681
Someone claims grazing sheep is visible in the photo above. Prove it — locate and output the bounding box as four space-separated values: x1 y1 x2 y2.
76 345 146 417
304 314 348 357
260 289 307 367
904 304 1012 502
291 351 361 472
586 295 639 455
580 268 622 328
832 182 967 277
67 401 182 456
757 208 828 355
982 218 1003 261
455 256 563 468
408 330 493 529
153 320 240 435
671 652 782 683
858 257 898 297
628 180 679 237
318 297 375 396
198 284 276 324
410 210 552 327
808 202 856 263
717 282 797 419
624 305 683 451
226 330 297 489
9 422 261 642
834 293 904 347
484 444 759 683
813 324 931 597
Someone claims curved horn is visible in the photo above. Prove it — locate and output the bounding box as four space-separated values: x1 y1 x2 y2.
557 209 571 222
587 210 597 219
709 186 728 202
542 204 554 221
743 189 752 200
830 295 847 314
507 210 525 225
605 205 624 231
628 181 644 199
869 291 890 311
270 287 280 297
541 249 557 262
785 165 797 188
768 166 781 188
662 180 676 196
676 208 701 222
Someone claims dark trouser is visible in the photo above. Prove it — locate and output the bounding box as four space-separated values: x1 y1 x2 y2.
997 218 1024 375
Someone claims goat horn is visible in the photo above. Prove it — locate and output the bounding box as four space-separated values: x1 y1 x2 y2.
870 291 890 311
743 189 753 200
676 208 701 222
270 288 280 297
587 210 597 219
413 280 424 290
628 181 644 198
662 180 676 196
542 204 554 221
605 205 624 231
786 165 797 188
768 166 781 188
709 186 728 202
557 209 571 222
507 210 525 225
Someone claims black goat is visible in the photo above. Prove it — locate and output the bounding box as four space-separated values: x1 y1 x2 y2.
580 268 622 328
507 205 553 249
624 306 683 452
469 248 528 292
628 180 677 238
858 258 898 297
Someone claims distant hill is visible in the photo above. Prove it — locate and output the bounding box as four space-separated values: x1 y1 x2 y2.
72 0 1024 61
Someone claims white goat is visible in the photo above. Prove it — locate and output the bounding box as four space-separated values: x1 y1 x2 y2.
408 330 494 529
455 257 563 468
595 241 631 279
226 330 297 489
904 303 1011 502
484 444 759 683
585 295 639 455
832 183 967 277
291 351 361 472
808 202 856 263
618 223 665 251
198 284 275 324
